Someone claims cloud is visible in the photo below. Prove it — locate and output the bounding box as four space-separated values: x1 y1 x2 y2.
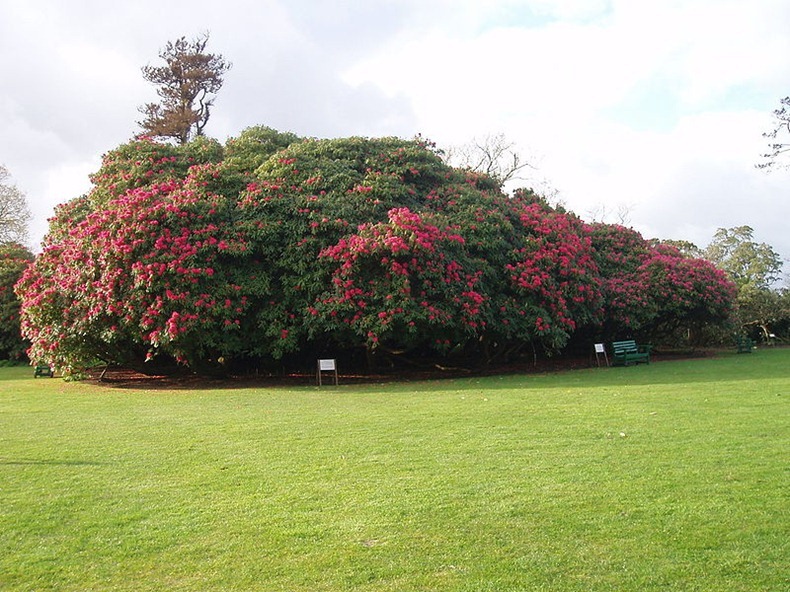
1 0 419 248
343 0 790 263
1 0 789 268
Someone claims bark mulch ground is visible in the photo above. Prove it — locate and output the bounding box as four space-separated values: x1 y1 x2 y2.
86 349 718 390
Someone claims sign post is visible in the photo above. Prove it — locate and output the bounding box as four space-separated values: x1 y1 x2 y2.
594 343 609 367
317 359 338 386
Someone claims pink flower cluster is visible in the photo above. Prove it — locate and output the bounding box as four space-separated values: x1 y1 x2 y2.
17 163 249 371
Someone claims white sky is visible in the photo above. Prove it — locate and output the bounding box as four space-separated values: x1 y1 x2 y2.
1 0 789 270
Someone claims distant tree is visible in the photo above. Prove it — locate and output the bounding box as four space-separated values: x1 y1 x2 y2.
1 243 33 360
705 226 786 341
758 96 790 170
0 165 31 245
735 284 790 341
771 288 790 340
704 226 783 290
138 33 231 145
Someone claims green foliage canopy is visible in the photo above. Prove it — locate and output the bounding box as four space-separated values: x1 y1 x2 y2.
705 226 783 290
705 226 787 339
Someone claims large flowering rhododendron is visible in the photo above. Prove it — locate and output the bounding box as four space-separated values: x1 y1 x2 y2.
16 130 736 375
588 224 736 337
17 166 250 372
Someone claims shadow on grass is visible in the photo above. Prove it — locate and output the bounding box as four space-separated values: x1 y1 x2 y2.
476 349 790 390
0 458 106 466
81 348 790 392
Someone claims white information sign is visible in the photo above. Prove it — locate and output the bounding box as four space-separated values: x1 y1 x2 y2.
317 359 338 386
593 343 609 367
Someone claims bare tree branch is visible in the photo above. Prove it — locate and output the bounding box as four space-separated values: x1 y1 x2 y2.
0 164 31 245
446 133 535 184
757 96 790 170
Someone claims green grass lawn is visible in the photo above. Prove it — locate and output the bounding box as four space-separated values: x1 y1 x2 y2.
1 349 788 591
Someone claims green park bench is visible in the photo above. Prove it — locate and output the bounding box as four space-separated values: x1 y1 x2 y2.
34 364 54 378
611 339 651 366
735 336 755 353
